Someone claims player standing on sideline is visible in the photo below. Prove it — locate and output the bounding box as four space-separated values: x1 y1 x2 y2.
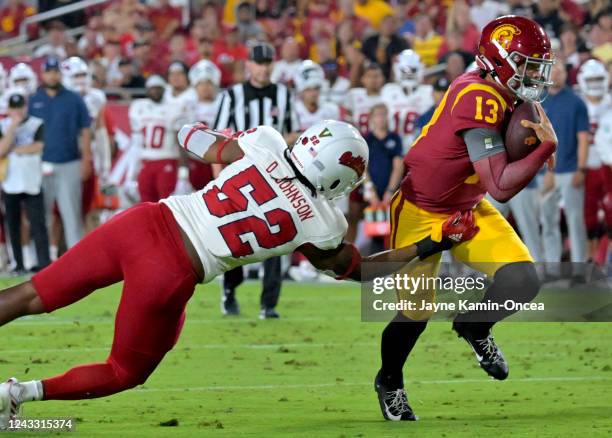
0 120 478 427
294 60 341 131
214 42 299 319
577 60 612 262
346 63 385 136
382 50 434 150
187 59 222 190
374 16 558 421
320 59 351 107
131 75 184 203
60 57 111 230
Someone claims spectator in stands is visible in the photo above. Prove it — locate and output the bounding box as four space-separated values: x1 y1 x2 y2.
541 61 590 282
99 38 122 86
34 21 68 60
362 14 409 80
411 14 443 67
0 0 35 39
584 0 609 25
533 0 565 39
591 10 612 64
212 24 248 88
438 30 475 68
444 51 466 82
235 1 264 43
77 18 105 60
353 0 394 30
560 23 581 69
0 91 51 274
271 38 302 86
446 0 480 55
132 40 165 78
112 58 145 90
148 0 181 42
167 34 189 66
185 19 215 65
507 0 534 18
28 57 92 249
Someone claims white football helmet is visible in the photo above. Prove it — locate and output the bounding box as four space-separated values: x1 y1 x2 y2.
290 120 368 200
295 60 325 93
189 59 221 87
8 63 37 95
577 59 609 98
60 57 91 94
393 49 424 92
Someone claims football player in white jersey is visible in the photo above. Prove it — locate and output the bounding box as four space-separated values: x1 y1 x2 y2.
1 63 38 115
346 63 385 135
0 120 477 423
60 57 111 196
577 59 612 261
130 75 185 202
321 59 350 106
294 60 341 131
382 50 434 150
187 59 223 189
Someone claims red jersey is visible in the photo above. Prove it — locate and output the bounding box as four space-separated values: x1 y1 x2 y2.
401 71 515 213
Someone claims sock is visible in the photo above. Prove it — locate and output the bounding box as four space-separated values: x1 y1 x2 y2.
50 245 58 261
380 313 428 389
16 380 43 402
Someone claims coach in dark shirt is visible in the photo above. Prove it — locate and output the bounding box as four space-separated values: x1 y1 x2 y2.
28 56 92 249
214 42 298 319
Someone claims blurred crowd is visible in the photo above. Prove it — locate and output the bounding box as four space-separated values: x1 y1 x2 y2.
0 0 611 281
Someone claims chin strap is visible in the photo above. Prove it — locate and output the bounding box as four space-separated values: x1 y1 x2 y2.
275 149 318 198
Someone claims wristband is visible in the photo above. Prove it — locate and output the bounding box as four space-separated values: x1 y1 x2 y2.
335 242 361 280
416 236 453 260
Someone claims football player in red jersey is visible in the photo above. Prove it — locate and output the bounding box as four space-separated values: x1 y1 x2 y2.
374 16 559 421
0 120 478 428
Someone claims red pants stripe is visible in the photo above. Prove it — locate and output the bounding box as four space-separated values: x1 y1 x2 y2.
31 203 198 399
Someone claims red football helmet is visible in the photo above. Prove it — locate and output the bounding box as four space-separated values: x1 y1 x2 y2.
476 15 554 102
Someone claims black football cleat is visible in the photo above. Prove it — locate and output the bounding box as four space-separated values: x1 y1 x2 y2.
221 288 240 316
374 370 417 421
259 307 280 320
453 322 509 380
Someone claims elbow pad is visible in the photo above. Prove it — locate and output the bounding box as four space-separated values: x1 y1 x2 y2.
178 123 219 157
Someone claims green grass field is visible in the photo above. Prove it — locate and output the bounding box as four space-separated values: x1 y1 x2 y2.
1 278 611 437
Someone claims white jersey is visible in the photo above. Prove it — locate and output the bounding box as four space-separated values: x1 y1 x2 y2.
194 95 221 126
129 99 184 160
164 87 198 126
295 100 340 131
83 88 107 121
595 105 612 166
583 94 612 168
346 88 383 135
323 77 350 106
162 126 348 282
382 83 434 150
271 60 302 86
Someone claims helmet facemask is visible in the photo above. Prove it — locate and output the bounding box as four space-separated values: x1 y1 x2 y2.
581 76 609 97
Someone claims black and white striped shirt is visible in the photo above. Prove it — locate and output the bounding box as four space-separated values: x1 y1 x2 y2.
214 81 297 134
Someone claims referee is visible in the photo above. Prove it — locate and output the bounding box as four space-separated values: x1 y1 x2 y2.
214 42 298 319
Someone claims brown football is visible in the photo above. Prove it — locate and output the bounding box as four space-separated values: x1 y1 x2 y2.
503 101 541 162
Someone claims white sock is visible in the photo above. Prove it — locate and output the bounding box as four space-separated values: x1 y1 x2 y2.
16 380 43 402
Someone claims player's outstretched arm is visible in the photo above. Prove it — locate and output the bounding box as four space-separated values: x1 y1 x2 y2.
177 122 244 164
299 211 479 282
473 104 557 202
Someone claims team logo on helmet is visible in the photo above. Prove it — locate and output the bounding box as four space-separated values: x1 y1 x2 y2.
338 151 366 177
491 24 521 50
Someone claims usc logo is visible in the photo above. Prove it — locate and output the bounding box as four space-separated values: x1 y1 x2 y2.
491 24 521 50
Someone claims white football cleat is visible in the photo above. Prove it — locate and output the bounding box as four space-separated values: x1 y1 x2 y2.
0 378 21 430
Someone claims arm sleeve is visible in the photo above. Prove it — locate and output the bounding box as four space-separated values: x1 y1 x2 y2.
463 128 506 162
473 140 556 202
451 88 508 134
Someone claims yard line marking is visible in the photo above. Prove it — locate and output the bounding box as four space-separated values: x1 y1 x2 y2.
135 376 612 393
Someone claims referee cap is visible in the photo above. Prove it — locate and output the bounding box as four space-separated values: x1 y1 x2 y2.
249 42 275 63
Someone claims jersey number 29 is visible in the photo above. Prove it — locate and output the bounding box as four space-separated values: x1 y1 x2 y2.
203 166 298 257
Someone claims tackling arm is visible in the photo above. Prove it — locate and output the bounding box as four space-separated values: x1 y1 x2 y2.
299 211 479 282
177 123 244 165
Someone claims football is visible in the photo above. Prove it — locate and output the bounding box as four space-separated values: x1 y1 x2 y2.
504 101 541 162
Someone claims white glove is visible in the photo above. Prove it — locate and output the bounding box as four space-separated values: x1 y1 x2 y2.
173 166 194 195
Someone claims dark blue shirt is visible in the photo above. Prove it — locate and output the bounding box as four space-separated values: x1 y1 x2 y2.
415 106 436 136
541 86 589 173
28 86 91 163
365 131 403 197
